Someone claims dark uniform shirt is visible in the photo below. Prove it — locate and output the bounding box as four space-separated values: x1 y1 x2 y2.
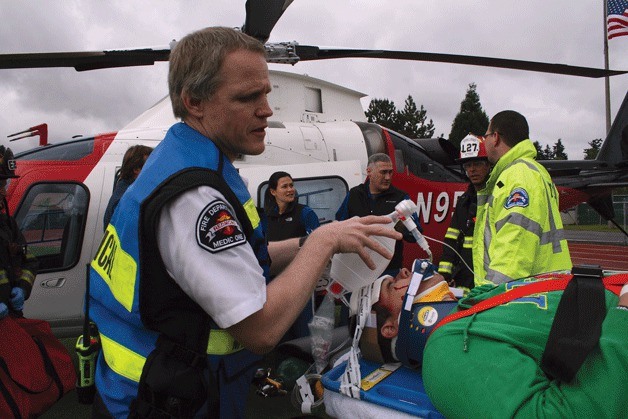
0 212 38 304
437 184 476 289
335 181 419 273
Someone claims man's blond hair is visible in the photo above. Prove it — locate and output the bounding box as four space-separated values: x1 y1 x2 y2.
168 27 266 119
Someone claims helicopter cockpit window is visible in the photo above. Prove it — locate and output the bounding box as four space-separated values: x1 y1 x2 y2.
14 183 89 273
388 131 463 183
258 176 349 225
16 138 94 161
355 122 386 157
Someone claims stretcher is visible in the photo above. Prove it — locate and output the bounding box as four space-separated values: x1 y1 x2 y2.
321 358 444 418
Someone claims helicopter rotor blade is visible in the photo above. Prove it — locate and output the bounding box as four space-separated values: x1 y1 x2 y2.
292 46 627 79
0 0 298 72
1 44 625 79
242 0 294 43
0 48 171 72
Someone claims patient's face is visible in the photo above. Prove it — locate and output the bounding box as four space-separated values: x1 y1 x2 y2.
377 269 453 318
356 266 457 363
377 268 412 320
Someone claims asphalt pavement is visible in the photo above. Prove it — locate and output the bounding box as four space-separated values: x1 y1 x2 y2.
40 338 329 419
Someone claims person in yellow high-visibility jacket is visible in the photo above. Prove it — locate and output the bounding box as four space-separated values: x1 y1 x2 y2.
473 110 571 285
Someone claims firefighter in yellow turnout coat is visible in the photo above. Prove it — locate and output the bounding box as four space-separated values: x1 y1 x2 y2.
474 111 571 285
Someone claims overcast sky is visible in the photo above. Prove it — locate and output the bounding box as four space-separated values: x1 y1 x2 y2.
1 0 627 159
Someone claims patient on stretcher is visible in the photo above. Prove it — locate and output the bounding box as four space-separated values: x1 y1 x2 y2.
346 260 628 419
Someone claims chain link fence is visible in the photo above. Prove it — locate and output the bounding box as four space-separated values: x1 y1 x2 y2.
561 195 628 245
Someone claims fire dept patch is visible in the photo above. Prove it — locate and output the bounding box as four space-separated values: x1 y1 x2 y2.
504 187 529 209
196 200 246 253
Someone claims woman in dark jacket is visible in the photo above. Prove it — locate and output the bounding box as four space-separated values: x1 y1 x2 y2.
263 171 320 241
263 171 320 340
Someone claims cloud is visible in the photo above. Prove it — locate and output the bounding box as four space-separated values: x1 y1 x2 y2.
1 0 627 159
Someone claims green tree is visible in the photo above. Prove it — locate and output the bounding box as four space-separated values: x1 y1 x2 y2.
366 98 399 130
448 83 489 150
552 139 568 160
542 144 554 160
397 96 435 138
533 140 569 160
583 138 602 160
534 142 553 160
533 140 544 158
366 96 434 139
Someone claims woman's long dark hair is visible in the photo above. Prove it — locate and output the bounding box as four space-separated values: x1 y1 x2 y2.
119 145 153 181
263 171 292 212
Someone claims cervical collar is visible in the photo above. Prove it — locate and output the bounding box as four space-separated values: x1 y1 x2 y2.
394 259 458 368
415 281 456 303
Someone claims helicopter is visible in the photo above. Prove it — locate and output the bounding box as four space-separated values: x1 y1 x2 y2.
1 0 627 336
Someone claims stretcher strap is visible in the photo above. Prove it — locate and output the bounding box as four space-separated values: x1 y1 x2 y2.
541 274 605 382
339 344 362 399
431 273 628 335
340 284 372 399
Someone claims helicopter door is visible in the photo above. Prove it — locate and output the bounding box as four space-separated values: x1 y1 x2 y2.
14 182 89 335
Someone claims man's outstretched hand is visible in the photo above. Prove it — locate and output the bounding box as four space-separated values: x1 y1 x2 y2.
319 215 402 269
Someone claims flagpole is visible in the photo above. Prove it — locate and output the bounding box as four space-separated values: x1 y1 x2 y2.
604 0 611 134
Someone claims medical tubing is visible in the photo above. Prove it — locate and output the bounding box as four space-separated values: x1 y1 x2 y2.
423 234 477 277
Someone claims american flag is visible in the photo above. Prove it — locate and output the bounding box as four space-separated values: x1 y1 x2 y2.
607 0 628 39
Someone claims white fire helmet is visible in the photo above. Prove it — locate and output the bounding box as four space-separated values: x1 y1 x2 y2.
457 134 488 162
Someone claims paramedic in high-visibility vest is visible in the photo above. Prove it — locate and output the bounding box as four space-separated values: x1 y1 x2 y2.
474 110 571 285
88 27 400 419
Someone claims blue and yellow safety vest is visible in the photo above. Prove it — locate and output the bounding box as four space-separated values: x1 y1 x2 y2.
89 122 269 417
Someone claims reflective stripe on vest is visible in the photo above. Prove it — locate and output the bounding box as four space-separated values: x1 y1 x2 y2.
20 270 35 286
438 261 454 274
0 270 8 286
494 212 564 252
445 227 460 241
243 198 260 229
91 225 137 312
100 333 145 382
101 328 244 383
